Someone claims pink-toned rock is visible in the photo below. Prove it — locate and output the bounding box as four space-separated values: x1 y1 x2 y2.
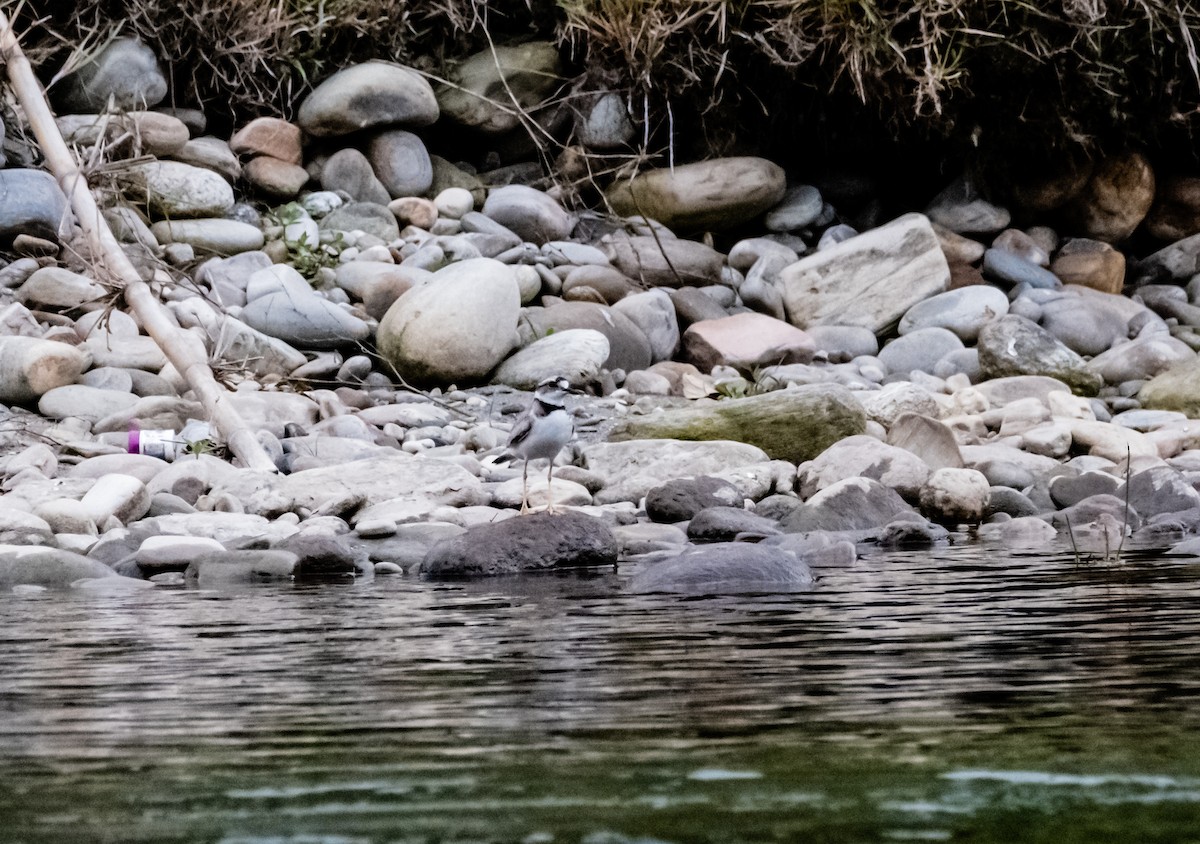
388 196 437 229
1064 151 1155 243
992 228 1049 266
1144 176 1200 241
230 117 303 165
243 156 310 199
683 312 815 372
1050 238 1126 294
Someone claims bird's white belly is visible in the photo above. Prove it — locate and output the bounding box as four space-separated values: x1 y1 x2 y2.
520 409 573 461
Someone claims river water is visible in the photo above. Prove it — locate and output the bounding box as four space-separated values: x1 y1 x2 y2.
3 542 1200 843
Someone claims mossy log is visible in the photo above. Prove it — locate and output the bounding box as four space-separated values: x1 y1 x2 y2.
607 385 866 464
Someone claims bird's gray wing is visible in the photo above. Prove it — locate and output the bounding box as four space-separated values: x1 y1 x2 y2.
506 412 534 449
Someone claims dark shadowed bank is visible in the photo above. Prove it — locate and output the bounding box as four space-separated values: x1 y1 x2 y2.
19 0 1200 199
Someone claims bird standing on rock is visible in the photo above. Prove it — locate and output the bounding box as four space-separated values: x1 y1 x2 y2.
504 376 576 514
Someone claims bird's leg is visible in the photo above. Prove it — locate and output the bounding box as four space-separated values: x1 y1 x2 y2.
546 460 556 514
520 459 530 514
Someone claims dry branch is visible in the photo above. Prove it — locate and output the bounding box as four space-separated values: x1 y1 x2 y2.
0 9 279 472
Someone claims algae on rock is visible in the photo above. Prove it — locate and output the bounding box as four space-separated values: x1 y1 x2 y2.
608 384 866 464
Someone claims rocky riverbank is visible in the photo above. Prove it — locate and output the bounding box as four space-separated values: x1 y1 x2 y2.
4 36 1200 593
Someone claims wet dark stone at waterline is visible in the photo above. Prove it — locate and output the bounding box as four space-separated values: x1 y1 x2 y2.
629 542 814 594
421 510 618 576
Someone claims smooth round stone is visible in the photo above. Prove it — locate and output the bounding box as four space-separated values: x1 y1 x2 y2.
862 381 941 429
991 228 1049 266
982 248 1061 289
242 156 310 198
606 157 786 232
932 348 982 382
241 265 370 350
764 185 823 232
38 385 139 423
55 37 166 112
521 301 652 373
437 42 562 134
803 325 879 359
898 285 1009 342
319 201 400 243
0 169 69 242
576 91 635 149
623 369 673 395
229 116 303 164
541 241 610 267
80 474 152 525
16 267 107 309
434 187 475 219
682 312 814 372
481 185 575 245
919 467 990 523
878 327 964 376
492 328 614 391
34 498 98 536
136 535 227 570
0 336 89 403
368 129 433 198
150 219 265 254
120 160 234 218
933 223 987 264
668 286 730 328
603 232 725 287
1088 336 1195 384
320 148 392 205
925 176 1011 234
727 237 799 273
1050 238 1126 294
298 61 439 137
388 196 437 229
1064 151 1156 243
80 367 134 393
612 288 679 364
818 224 858 250
58 110 189 157
1039 294 1130 356
376 258 521 382
1144 176 1200 241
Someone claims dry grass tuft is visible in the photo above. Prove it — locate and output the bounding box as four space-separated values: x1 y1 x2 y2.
4 0 1199 171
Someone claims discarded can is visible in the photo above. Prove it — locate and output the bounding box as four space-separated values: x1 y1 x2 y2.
128 428 178 461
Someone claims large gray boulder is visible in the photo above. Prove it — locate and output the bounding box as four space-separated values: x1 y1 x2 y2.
436 42 562 134
0 169 69 242
55 37 167 112
778 213 950 332
798 435 931 500
377 258 521 383
422 511 617 575
583 439 771 506
781 476 920 533
0 545 125 589
606 157 786 232
607 384 866 464
977 314 1103 395
118 161 234 218
298 61 439 136
629 543 813 594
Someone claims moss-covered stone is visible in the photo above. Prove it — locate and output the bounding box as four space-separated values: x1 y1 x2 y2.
1138 359 1200 416
607 384 866 464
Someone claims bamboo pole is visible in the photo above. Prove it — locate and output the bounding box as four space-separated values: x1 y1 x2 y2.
0 12 278 472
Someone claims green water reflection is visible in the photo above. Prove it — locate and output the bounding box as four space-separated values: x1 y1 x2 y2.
2 549 1199 842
